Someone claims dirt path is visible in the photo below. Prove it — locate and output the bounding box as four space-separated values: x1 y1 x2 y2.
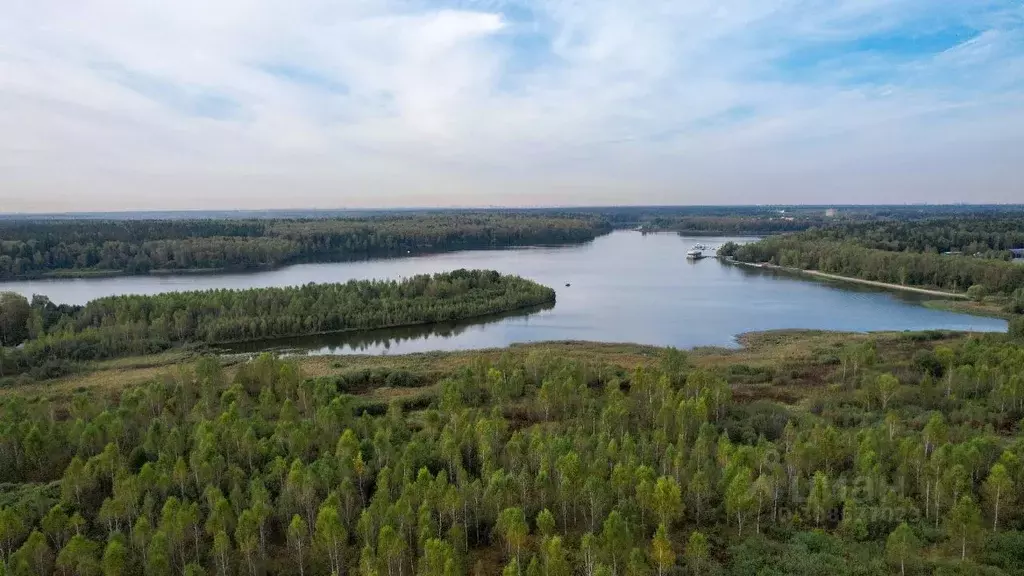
800 269 968 298
725 259 968 299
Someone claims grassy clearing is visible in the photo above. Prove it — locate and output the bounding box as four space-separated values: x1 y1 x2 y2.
3 331 974 410
0 341 663 401
922 298 1015 320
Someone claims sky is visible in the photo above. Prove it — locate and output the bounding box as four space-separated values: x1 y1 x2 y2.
1 0 1022 212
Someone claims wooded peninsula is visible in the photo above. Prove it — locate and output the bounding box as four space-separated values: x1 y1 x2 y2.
721 216 1024 315
0 270 554 380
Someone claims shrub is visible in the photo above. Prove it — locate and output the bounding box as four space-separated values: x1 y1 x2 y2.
967 284 987 302
1009 317 1024 340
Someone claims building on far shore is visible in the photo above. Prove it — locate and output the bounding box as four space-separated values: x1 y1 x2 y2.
825 208 837 217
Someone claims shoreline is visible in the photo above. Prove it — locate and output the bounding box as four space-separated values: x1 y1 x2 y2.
800 269 968 299
209 297 556 347
921 299 1015 320
721 258 969 299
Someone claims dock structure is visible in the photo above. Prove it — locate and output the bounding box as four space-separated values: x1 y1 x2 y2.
686 243 713 259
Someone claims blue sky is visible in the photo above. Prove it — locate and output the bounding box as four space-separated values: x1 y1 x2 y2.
0 0 1022 211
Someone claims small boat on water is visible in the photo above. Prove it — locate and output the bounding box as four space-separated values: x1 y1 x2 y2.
686 242 715 259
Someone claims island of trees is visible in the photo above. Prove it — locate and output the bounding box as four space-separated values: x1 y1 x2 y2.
0 270 555 380
0 215 611 280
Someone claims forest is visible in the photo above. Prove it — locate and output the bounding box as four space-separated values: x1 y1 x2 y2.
721 216 1024 308
781 218 1024 260
646 216 816 236
2 328 1024 575
723 236 1024 297
0 270 554 380
0 215 610 280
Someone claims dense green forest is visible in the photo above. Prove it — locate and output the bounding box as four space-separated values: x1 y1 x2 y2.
784 219 1024 260
2 330 1024 575
0 215 610 280
724 236 1024 297
0 270 554 380
655 216 817 236
721 217 1024 308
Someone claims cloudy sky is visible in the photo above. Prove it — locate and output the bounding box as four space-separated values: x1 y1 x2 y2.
1 0 1022 211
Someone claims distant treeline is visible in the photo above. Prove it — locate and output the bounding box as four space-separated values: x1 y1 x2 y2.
5 204 1023 221
560 204 1024 225
0 215 610 280
602 210 827 233
617 208 1024 236
791 218 1024 259
0 270 555 379
665 216 816 235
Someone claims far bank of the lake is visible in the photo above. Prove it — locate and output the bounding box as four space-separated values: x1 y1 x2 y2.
9 241 606 281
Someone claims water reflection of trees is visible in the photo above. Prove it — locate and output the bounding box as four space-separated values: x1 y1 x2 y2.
723 261 930 303
226 302 554 355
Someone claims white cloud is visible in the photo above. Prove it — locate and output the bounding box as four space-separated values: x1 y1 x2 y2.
0 0 1022 211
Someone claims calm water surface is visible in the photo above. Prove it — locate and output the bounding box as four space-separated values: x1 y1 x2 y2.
0 232 1006 354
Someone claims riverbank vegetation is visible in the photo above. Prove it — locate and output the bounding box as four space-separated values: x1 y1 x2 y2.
721 216 1024 317
2 329 1024 575
0 270 554 380
0 215 610 280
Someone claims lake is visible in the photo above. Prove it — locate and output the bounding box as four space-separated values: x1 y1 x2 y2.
0 231 1006 354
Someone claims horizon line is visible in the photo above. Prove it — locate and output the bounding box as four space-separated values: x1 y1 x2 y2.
4 202 1024 218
